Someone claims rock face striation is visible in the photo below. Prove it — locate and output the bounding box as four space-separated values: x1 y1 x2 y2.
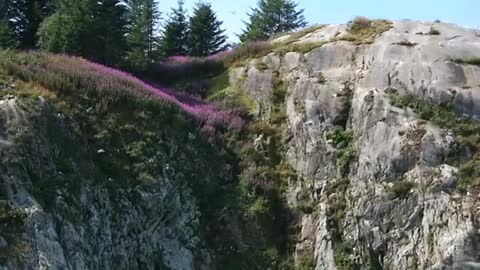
1 20 480 269
230 20 480 269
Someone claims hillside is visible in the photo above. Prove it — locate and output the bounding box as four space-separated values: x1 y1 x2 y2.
1 18 480 269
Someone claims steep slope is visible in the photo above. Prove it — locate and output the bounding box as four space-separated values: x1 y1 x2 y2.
1 18 480 270
227 19 480 269
0 52 281 269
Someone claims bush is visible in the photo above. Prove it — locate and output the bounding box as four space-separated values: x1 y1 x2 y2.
339 17 392 45
388 181 416 199
393 41 418 47
327 128 355 175
426 28 441 35
451 58 480 66
349 16 372 32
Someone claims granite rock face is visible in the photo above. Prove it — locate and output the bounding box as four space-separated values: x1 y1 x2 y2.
1 20 480 270
0 98 221 270
232 20 480 269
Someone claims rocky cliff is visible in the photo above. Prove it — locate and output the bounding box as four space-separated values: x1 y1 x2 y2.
228 19 480 269
1 19 480 270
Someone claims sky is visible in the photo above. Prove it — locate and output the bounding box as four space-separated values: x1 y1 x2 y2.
156 0 480 43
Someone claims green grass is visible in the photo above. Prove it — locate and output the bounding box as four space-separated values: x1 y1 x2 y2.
208 86 258 115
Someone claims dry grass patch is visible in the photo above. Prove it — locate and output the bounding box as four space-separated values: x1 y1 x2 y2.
337 17 393 45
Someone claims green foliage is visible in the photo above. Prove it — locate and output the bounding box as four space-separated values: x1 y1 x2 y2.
3 0 55 49
296 251 315 270
209 87 258 115
327 128 355 176
0 202 27 224
334 242 354 270
240 0 307 42
187 2 228 57
389 93 480 192
388 181 416 199
451 58 480 66
389 94 480 136
0 19 18 49
338 17 392 45
38 0 128 66
127 0 160 70
324 178 355 269
158 0 188 58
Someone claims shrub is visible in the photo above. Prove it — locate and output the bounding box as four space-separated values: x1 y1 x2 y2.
349 16 372 32
339 17 392 45
393 41 418 47
451 58 480 66
0 51 244 131
334 242 354 270
388 181 416 199
426 28 441 35
327 127 355 175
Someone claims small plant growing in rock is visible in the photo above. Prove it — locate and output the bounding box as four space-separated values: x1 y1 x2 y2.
338 17 393 45
393 41 418 47
451 58 480 66
388 181 416 199
327 127 355 175
426 28 441 35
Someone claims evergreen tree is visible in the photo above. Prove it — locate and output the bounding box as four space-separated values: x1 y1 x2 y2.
95 0 129 65
126 0 160 70
0 1 17 49
240 0 307 42
158 0 188 57
6 0 55 48
187 2 228 57
0 18 18 49
38 0 128 65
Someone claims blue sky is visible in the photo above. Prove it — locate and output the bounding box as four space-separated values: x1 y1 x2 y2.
157 0 480 42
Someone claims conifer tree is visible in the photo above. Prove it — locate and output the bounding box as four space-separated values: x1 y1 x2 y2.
3 0 55 48
240 0 307 42
126 0 160 70
38 0 128 65
0 18 18 49
187 2 228 57
158 0 188 57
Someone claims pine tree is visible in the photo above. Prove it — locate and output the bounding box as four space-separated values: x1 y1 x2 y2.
38 0 128 65
240 0 307 42
0 0 17 49
6 0 55 48
126 0 160 70
158 0 188 58
0 18 18 49
187 2 228 57
95 0 128 65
